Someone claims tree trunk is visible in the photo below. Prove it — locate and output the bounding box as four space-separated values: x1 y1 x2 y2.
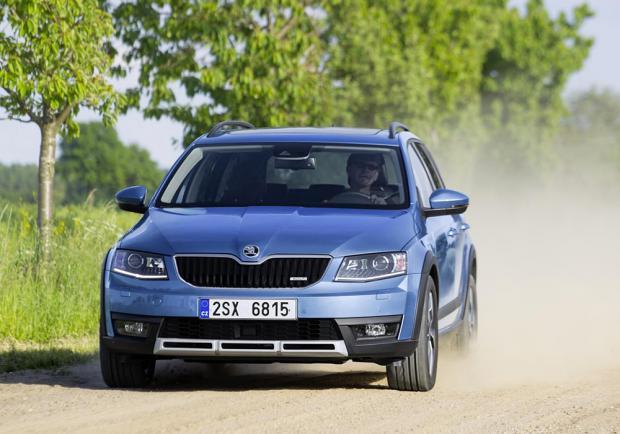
37 121 58 261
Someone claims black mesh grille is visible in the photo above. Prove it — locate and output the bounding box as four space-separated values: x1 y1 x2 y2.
175 256 330 288
159 318 342 341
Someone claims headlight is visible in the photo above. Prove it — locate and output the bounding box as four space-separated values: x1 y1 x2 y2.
335 252 407 282
112 249 168 279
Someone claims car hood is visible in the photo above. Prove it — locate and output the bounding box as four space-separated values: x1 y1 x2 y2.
120 206 415 259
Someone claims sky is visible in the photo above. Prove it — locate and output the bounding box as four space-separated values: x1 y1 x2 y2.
1 0 618 169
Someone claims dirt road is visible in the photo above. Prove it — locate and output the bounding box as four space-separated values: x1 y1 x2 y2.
1 190 619 433
0 356 618 433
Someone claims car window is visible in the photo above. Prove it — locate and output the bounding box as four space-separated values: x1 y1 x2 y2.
415 142 445 189
266 151 348 188
157 144 409 209
407 142 434 208
160 148 203 203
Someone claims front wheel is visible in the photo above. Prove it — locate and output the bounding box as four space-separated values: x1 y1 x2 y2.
386 276 438 391
99 338 156 388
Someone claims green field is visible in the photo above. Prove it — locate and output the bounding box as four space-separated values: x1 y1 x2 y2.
0 203 137 372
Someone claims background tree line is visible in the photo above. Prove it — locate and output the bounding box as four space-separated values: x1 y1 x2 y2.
0 122 163 204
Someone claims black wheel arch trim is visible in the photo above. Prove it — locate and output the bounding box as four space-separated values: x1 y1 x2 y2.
412 251 437 342
100 249 111 336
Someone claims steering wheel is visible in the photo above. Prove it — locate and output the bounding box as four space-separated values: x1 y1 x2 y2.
331 191 401 205
328 191 373 204
381 190 401 202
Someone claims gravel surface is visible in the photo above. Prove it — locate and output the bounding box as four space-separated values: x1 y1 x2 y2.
0 358 618 433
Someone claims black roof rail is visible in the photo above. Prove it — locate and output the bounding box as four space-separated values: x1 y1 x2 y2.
207 120 255 137
388 121 409 139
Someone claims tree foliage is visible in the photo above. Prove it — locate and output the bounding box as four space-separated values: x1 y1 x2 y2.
57 122 164 204
114 0 331 144
0 0 124 257
326 0 500 129
113 0 593 175
0 163 67 204
0 163 38 203
556 88 620 183
0 0 123 135
481 0 594 166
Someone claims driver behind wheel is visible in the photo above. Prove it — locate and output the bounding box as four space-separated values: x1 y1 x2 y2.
330 153 390 204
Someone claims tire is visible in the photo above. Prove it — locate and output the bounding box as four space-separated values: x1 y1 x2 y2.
386 276 438 391
455 274 478 353
99 338 156 388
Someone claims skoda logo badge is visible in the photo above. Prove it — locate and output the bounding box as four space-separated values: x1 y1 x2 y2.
243 245 260 258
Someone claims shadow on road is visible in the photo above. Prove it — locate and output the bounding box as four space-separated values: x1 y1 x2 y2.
0 346 97 374
0 358 388 392
150 361 387 391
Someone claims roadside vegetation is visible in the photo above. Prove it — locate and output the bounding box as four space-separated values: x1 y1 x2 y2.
0 203 137 372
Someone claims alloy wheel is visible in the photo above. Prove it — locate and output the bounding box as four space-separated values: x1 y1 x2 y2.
426 291 437 372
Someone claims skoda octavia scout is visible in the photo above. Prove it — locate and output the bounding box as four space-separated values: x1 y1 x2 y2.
100 121 477 391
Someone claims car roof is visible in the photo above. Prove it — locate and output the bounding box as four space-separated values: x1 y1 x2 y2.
192 127 419 147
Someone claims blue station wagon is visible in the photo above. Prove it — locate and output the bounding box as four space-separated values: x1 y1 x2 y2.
100 121 478 391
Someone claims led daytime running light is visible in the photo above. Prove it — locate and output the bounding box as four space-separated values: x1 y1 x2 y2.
335 252 407 282
112 249 168 280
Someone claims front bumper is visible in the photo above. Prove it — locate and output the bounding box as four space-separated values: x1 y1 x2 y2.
104 269 422 341
102 259 424 363
102 313 416 364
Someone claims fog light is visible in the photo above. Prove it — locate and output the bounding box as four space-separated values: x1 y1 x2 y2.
353 322 399 338
115 320 149 337
365 323 387 337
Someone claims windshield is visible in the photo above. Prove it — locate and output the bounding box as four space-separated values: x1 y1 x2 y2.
157 144 408 209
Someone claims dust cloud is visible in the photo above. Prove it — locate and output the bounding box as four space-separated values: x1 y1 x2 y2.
438 175 620 390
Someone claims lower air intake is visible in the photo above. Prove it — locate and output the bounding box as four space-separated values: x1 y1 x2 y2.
159 318 342 341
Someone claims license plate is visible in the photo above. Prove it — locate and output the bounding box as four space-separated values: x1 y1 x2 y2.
198 299 297 320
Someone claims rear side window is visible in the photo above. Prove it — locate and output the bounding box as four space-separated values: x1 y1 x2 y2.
407 143 434 208
415 142 445 189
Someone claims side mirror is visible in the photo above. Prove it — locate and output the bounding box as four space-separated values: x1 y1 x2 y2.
115 186 147 214
424 189 469 217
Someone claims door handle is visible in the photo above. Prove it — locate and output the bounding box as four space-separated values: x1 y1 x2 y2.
460 223 470 231
447 228 458 237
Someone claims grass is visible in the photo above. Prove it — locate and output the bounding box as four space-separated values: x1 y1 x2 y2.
0 202 137 371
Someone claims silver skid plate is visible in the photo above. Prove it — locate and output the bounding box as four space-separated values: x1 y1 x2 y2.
153 338 348 358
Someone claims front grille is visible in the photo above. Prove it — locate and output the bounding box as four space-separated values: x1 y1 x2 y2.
175 256 330 288
159 318 342 341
